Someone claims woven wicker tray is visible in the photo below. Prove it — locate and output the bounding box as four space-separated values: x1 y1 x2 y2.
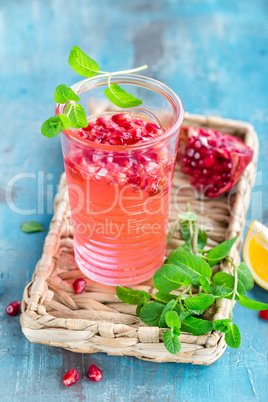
20 112 258 365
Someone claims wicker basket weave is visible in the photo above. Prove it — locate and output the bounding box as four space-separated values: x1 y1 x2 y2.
20 112 258 365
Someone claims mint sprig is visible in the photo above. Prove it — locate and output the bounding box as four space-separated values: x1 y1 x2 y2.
41 46 148 138
116 207 268 355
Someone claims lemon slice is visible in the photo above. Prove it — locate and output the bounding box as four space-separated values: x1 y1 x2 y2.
243 221 268 290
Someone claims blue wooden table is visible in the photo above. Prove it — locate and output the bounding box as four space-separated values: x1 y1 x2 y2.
1 1 267 400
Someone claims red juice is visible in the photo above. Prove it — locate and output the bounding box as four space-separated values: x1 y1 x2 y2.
62 113 177 285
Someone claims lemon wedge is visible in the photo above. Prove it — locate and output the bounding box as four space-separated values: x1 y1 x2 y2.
243 221 268 290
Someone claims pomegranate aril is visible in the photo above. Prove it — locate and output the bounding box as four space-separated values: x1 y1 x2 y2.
259 310 268 320
203 155 216 168
194 139 202 149
186 148 195 157
145 123 159 134
63 369 79 386
111 113 128 126
108 137 124 146
6 301 21 316
73 278 86 294
88 364 103 382
223 161 232 171
122 122 133 130
96 117 107 127
193 169 202 178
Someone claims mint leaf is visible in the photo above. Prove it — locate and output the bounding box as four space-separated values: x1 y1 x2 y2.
163 330 181 354
139 302 165 326
184 294 215 311
136 302 145 317
199 276 210 293
64 103 72 115
206 237 237 267
213 272 246 296
237 262 254 291
166 250 212 287
54 84 79 104
159 299 180 328
180 311 192 321
238 295 268 311
171 326 181 337
209 285 236 299
165 311 181 329
59 114 71 130
20 221 45 233
213 319 232 333
153 264 191 293
68 103 88 128
178 212 197 221
225 324 241 348
116 287 150 305
68 46 100 77
104 83 142 108
181 315 213 335
154 292 177 304
41 116 64 138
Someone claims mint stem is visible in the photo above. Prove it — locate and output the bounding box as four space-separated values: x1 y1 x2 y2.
192 220 198 255
75 64 148 94
226 257 238 318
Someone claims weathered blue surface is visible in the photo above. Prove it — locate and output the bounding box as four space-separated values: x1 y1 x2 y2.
0 0 268 400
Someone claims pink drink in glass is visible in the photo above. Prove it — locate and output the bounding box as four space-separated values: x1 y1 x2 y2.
57 75 184 285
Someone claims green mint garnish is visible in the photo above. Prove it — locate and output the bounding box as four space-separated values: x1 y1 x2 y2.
225 324 241 348
41 116 65 138
41 45 148 138
68 46 100 77
68 103 88 129
54 84 80 104
116 206 267 355
20 221 45 233
104 82 142 108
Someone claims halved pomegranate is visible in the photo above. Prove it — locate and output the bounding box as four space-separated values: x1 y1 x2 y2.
177 126 253 198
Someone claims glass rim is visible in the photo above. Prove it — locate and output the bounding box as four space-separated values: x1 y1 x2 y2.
56 74 184 151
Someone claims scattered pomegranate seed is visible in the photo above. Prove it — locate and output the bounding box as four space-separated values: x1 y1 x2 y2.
178 126 253 198
6 301 21 316
73 278 86 294
259 310 268 320
88 364 103 382
63 369 79 386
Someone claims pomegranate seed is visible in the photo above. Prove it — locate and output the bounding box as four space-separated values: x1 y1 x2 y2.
96 117 107 127
73 278 86 294
145 123 159 134
203 155 216 168
259 310 268 320
111 113 127 126
88 364 103 382
194 140 202 149
186 148 195 157
63 369 79 386
122 122 133 130
6 301 21 316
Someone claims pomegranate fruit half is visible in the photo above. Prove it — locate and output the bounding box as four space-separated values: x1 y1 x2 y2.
177 126 253 198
